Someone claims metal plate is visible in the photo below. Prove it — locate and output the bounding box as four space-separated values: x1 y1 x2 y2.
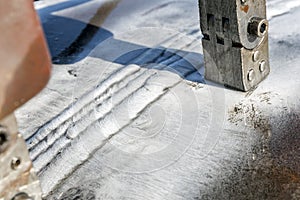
0 115 42 200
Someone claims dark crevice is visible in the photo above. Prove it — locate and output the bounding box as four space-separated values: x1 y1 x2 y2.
232 41 243 48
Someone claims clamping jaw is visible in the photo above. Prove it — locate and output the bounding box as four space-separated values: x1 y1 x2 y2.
199 0 269 91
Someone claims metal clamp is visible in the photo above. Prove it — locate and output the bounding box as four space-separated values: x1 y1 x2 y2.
199 0 270 91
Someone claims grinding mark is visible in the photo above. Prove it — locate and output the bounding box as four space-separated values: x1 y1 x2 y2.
129 32 199 67
30 66 144 161
27 47 171 151
58 187 96 200
29 39 186 149
141 1 196 17
42 77 182 197
47 87 68 97
267 0 300 20
269 11 290 20
111 32 191 69
29 38 200 160
187 28 201 36
25 28 184 145
137 37 198 69
142 1 173 16
34 72 155 173
27 64 141 149
33 48 198 173
25 31 203 194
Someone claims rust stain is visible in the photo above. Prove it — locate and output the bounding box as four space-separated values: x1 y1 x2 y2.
240 5 249 13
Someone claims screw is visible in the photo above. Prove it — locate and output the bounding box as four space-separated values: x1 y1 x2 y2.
241 0 247 4
11 157 21 170
248 69 255 81
253 51 260 62
259 60 266 72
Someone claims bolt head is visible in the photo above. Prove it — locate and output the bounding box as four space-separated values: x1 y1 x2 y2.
259 61 266 72
253 51 260 62
11 157 21 170
248 69 255 81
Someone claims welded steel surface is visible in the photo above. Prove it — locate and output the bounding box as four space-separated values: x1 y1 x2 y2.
16 0 300 199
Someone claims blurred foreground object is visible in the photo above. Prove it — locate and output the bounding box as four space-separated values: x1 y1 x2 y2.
0 0 51 199
199 0 270 91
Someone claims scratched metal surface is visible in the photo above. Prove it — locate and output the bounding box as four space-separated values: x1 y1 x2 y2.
16 0 300 199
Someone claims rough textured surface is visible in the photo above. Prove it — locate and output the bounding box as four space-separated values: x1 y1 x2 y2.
15 0 300 199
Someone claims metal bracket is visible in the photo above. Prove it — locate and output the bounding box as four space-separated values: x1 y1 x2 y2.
199 0 270 91
0 115 42 200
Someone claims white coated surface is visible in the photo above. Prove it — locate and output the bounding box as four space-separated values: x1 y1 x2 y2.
16 0 300 199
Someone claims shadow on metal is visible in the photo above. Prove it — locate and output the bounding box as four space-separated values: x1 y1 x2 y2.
37 0 205 83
